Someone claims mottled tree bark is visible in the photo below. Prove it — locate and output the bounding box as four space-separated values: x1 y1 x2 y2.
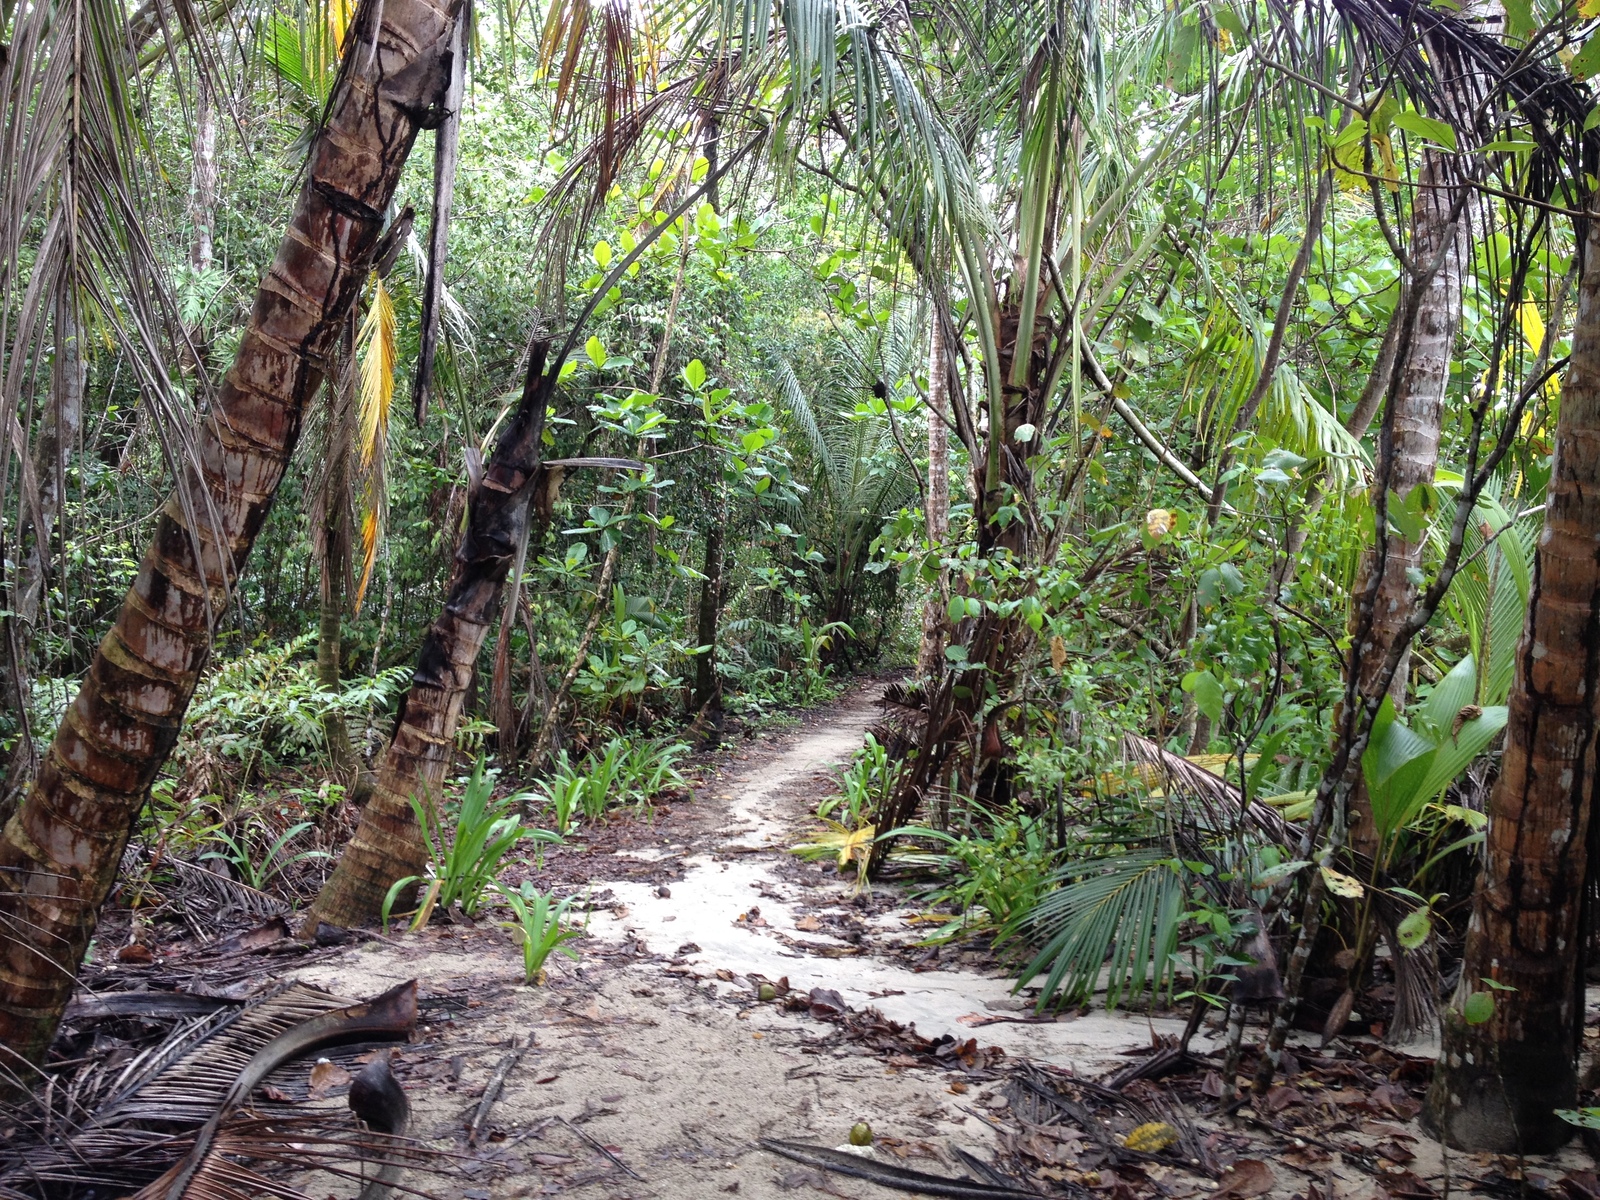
305 346 553 928
0 285 86 817
189 73 217 275
1423 213 1600 1155
1347 148 1465 857
0 0 460 1074
916 317 950 683
317 316 358 779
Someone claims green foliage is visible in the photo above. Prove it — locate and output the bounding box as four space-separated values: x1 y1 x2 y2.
178 635 411 779
201 820 330 893
495 881 584 984
533 737 689 832
816 734 897 828
1011 849 1189 1011
382 758 558 930
1361 654 1507 852
898 809 1058 943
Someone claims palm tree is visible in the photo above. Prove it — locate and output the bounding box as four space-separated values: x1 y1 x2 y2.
772 318 921 645
1345 0 1505 859
0 0 463 1074
1423 204 1600 1155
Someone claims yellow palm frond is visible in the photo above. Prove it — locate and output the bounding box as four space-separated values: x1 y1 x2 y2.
328 0 357 52
355 507 381 614
352 274 396 612
357 275 396 471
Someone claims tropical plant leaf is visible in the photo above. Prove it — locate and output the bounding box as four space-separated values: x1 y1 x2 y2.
1012 849 1186 1010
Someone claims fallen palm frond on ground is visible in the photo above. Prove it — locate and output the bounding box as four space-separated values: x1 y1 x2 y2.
0 980 440 1200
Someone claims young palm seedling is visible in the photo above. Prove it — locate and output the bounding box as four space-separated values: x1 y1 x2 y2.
203 820 331 893
382 757 559 930
496 881 583 984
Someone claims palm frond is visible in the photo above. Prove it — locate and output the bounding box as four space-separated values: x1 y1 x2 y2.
353 274 396 610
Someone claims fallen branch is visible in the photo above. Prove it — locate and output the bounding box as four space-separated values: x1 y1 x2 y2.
467 1035 528 1147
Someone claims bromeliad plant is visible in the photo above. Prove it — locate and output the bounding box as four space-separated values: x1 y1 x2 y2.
381 757 560 930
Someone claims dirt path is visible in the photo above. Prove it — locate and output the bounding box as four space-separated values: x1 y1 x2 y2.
56 684 1595 1199
282 685 1190 1197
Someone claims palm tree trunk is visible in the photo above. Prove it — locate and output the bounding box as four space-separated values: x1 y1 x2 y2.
916 317 950 682
1422 212 1600 1155
0 0 460 1075
305 346 554 928
1346 147 1465 858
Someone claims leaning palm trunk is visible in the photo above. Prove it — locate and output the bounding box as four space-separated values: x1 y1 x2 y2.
305 347 555 928
0 0 460 1074
1422 212 1600 1155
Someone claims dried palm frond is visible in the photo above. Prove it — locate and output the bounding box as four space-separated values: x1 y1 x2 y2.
1120 734 1297 848
0 981 421 1199
167 856 291 921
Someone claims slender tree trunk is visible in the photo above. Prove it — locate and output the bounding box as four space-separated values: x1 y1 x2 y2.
1346 148 1465 857
0 284 85 817
305 346 553 928
0 0 460 1074
916 317 950 682
190 73 216 275
317 315 358 779
691 517 725 722
1423 213 1600 1155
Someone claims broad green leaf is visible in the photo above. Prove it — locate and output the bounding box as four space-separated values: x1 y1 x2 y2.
1181 669 1225 723
1396 907 1431 950
1412 706 1508 810
593 239 613 268
684 359 707 391
1418 654 1480 738
1571 35 1600 81
1363 696 1440 840
585 336 606 368
1463 992 1494 1025
1393 109 1457 151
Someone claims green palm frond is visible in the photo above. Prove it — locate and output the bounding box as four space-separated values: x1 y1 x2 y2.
1012 848 1187 1010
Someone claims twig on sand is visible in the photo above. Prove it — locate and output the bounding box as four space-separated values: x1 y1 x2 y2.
561 1115 644 1180
467 1035 529 1147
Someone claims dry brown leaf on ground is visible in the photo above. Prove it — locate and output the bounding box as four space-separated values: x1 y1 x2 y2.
1213 1159 1275 1200
307 1058 352 1099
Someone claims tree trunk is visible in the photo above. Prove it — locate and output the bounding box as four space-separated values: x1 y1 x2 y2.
0 0 459 1074
691 517 724 724
1346 147 1465 858
0 283 86 817
317 315 358 779
916 316 950 682
305 345 554 928
190 73 217 275
1423 212 1600 1155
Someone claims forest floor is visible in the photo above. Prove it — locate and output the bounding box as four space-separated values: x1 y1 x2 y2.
42 682 1600 1199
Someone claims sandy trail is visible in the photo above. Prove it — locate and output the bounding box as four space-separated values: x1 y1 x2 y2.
287 684 1187 1198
